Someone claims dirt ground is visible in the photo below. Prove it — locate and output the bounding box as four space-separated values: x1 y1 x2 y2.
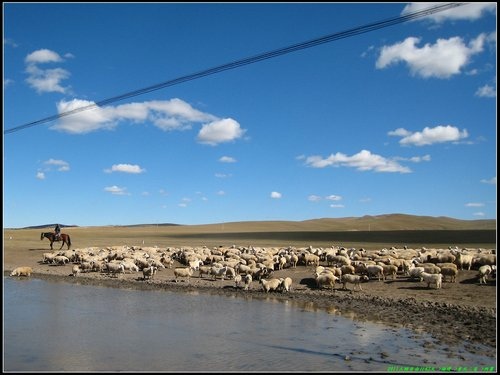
5 248 497 360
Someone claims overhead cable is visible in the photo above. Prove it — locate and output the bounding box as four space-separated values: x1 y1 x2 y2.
4 2 466 135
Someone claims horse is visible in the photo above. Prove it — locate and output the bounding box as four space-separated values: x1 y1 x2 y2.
41 232 71 250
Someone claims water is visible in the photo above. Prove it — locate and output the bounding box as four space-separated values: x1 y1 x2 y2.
3 277 496 372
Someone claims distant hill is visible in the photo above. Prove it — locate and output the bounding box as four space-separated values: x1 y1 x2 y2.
184 214 496 232
14 214 496 231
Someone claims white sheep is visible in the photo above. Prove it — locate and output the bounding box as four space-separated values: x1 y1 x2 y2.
315 272 338 291
105 262 125 276
260 278 282 293
234 274 242 288
477 265 492 284
454 252 473 270
440 266 458 283
341 274 369 291
243 274 253 290
420 272 442 289
174 267 194 283
72 265 81 277
279 277 293 292
143 266 158 280
10 266 33 277
198 265 212 278
365 264 384 281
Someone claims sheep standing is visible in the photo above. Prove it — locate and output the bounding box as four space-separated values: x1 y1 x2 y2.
143 266 158 280
341 274 369 291
279 277 293 292
440 267 458 283
420 272 442 289
174 267 194 283
243 274 252 290
477 265 492 285
315 273 338 291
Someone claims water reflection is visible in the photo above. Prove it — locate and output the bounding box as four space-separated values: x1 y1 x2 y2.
4 277 495 372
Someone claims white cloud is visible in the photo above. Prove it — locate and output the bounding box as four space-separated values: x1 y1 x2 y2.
104 185 129 195
402 3 497 23
475 82 496 98
393 125 469 146
36 171 45 180
388 128 412 137
473 212 485 217
466 202 485 207
197 118 246 146
44 158 70 171
480 177 496 185
215 173 231 178
330 204 344 208
304 150 411 173
271 191 282 199
24 49 70 93
376 34 486 78
219 156 237 163
104 164 145 174
394 155 432 163
325 195 342 201
51 98 237 140
25 49 63 64
217 190 226 196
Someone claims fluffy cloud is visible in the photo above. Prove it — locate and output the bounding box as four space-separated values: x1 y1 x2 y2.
401 3 497 23
24 49 71 93
304 150 411 173
197 118 246 146
104 164 145 174
52 98 245 145
219 156 237 163
270 191 282 199
104 185 129 195
376 34 486 78
390 125 468 146
44 158 70 172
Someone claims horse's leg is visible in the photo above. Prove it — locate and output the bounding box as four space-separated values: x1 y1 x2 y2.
50 240 53 250
59 241 64 250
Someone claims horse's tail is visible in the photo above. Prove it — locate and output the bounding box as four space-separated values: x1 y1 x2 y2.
67 235 71 247
41 232 44 240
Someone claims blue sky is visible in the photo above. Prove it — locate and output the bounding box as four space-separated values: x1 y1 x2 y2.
3 2 497 228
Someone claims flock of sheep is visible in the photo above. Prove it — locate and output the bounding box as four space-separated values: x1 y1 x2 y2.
11 244 497 293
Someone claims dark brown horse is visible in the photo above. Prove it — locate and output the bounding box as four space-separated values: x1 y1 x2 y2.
41 232 71 250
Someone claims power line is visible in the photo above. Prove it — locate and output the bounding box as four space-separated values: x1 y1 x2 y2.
4 2 467 135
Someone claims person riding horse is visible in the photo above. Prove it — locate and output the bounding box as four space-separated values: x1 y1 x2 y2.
54 224 61 240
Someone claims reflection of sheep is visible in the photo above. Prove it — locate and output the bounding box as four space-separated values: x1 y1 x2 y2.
420 272 442 289
10 267 33 277
341 274 368 291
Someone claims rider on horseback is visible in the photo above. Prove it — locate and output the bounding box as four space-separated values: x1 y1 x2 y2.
54 224 61 240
